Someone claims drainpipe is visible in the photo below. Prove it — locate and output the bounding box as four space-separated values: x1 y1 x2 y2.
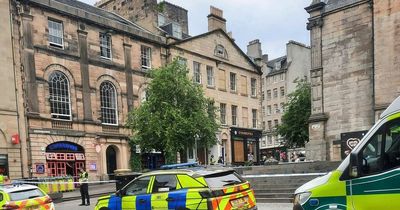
370 0 375 123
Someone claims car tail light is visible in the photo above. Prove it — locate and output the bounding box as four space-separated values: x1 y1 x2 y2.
199 190 212 198
211 189 224 197
2 204 20 210
44 196 53 204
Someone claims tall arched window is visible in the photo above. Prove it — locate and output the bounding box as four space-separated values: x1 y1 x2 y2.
100 81 118 125
49 71 71 120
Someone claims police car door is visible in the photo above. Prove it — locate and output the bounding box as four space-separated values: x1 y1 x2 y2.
121 176 152 210
150 174 186 210
350 118 400 210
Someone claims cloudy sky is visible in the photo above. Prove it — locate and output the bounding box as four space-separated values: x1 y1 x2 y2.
81 0 312 59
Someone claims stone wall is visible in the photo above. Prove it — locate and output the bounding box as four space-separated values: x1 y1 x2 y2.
374 0 400 117
321 3 374 160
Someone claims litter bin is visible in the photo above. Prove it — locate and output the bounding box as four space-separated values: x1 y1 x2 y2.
114 170 141 191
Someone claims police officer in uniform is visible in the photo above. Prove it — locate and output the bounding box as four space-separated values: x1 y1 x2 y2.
78 168 90 206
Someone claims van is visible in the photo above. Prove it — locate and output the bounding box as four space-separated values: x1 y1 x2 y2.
293 96 400 210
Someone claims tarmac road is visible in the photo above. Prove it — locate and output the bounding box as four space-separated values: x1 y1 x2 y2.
55 199 293 210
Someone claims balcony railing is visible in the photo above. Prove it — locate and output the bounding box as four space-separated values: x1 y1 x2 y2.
52 120 72 130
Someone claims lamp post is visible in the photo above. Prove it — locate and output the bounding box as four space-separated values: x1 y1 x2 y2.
195 134 199 163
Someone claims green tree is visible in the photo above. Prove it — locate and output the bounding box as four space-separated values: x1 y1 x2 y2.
276 79 311 148
127 59 219 164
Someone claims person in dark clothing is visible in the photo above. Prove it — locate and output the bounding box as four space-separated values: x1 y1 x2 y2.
78 168 90 206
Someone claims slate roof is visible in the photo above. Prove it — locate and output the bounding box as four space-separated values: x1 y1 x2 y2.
51 0 146 31
323 0 364 13
266 56 289 76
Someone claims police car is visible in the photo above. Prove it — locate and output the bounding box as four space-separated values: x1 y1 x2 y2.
293 96 400 210
95 167 257 210
0 184 54 210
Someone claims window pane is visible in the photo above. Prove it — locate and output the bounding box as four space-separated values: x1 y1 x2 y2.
125 177 150 196
207 66 214 86
220 103 226 124
230 73 236 91
100 81 118 125
141 46 152 70
48 20 63 47
49 71 71 120
193 62 201 84
152 175 177 193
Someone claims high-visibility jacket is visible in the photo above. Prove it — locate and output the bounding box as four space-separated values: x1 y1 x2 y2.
79 171 88 183
0 175 4 184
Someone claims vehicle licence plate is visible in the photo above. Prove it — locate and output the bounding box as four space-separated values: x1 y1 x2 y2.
230 196 249 209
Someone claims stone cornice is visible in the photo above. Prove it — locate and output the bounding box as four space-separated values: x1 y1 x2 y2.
305 2 326 13
309 113 329 123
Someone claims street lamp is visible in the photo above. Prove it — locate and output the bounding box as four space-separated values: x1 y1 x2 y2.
194 134 199 163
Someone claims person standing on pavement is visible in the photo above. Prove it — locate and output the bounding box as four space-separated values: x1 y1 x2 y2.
78 168 90 206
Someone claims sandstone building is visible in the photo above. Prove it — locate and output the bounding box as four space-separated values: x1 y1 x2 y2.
97 0 263 165
254 41 310 154
305 0 400 161
8 0 165 179
4 0 262 179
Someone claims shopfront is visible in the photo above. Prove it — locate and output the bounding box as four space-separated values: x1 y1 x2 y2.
45 141 85 177
230 127 262 165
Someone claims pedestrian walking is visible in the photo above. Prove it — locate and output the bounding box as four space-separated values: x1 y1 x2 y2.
78 168 90 206
217 156 224 165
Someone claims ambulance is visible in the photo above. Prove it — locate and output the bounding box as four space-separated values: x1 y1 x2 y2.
95 168 257 210
293 96 400 210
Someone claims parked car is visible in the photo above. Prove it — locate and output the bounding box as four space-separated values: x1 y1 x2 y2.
0 184 55 210
95 168 257 210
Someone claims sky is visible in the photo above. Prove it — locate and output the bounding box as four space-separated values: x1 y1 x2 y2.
81 0 312 59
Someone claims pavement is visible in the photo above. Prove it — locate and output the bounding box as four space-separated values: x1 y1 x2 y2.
58 182 116 202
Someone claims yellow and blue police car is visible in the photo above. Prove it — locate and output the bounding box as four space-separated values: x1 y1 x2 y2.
0 184 55 210
95 167 257 210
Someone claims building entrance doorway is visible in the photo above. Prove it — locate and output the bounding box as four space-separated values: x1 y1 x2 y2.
106 146 117 179
45 141 85 178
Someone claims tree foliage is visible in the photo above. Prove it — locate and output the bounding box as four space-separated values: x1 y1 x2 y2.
276 79 311 148
127 60 219 163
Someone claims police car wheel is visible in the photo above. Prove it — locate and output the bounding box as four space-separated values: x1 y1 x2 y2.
99 208 110 210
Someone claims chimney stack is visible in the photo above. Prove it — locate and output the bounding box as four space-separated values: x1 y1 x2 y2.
208 6 226 32
247 39 262 60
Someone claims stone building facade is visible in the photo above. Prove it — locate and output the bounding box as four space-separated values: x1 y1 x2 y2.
305 0 400 161
9 0 165 179
0 0 28 178
247 40 310 154
97 1 262 165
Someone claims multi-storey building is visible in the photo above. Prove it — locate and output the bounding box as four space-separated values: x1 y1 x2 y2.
4 0 262 179
247 40 310 156
97 0 263 165
0 0 28 178
305 0 400 161
263 42 310 154
8 0 165 179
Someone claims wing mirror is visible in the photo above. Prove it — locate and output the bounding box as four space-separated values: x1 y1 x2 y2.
349 152 359 178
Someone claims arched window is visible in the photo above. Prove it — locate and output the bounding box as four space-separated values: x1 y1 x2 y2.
49 71 71 120
100 81 118 125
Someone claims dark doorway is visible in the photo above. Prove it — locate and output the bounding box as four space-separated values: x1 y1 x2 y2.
106 146 117 180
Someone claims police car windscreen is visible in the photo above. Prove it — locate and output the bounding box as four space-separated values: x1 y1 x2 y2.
204 171 245 188
9 189 45 201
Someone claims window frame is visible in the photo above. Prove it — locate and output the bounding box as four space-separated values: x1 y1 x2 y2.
230 73 237 92
193 62 202 84
220 103 226 125
267 90 271 100
123 176 151 196
252 109 257 128
273 88 278 98
251 78 257 97
280 86 285 97
99 33 112 59
100 81 118 126
48 19 64 48
206 65 214 87
49 71 72 121
231 105 237 126
141 45 152 70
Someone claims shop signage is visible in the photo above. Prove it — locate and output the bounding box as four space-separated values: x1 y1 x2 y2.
340 130 367 159
89 163 97 171
35 163 45 174
47 142 79 151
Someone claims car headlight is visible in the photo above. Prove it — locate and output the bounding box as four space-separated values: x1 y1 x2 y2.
294 192 311 206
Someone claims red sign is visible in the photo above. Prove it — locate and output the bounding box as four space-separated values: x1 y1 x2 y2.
11 134 19 144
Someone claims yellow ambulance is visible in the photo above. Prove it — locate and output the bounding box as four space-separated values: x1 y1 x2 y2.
294 96 400 210
95 168 257 210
